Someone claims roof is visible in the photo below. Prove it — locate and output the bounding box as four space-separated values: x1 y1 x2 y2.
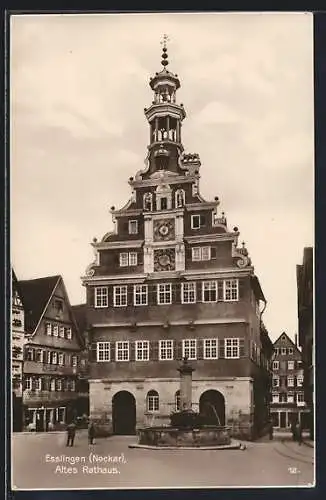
12 268 25 308
18 275 61 334
71 304 87 334
273 331 301 352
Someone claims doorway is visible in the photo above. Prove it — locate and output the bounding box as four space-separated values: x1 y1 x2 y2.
112 391 136 435
199 389 225 426
279 411 287 428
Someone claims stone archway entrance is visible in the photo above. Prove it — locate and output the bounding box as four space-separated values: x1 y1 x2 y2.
112 391 136 435
199 390 225 426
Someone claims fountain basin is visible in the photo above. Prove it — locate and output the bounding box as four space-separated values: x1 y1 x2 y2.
136 425 232 448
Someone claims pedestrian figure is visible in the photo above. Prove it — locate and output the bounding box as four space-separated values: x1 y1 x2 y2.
66 421 76 447
291 420 297 441
268 420 274 440
296 422 303 446
88 420 95 445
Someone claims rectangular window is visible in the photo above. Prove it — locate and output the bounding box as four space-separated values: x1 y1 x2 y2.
50 379 56 391
297 393 305 403
119 252 129 267
274 348 279 355
53 299 64 313
26 348 34 361
279 393 287 403
95 287 108 308
297 375 304 387
116 341 129 361
56 379 62 391
52 352 58 365
134 285 148 306
281 348 287 355
66 327 72 340
273 361 279 370
58 326 65 338
181 282 196 304
272 393 279 403
46 323 52 336
182 339 197 360
97 342 110 362
225 338 240 359
71 355 77 367
114 286 128 307
70 380 76 392
203 339 218 359
135 341 149 361
287 393 294 403
35 349 43 363
202 281 217 302
287 361 295 370
47 351 51 364
159 340 174 360
157 283 172 305
53 325 59 337
128 220 138 235
287 376 294 387
191 246 211 261
25 377 32 390
224 279 239 301
129 252 138 266
191 215 201 229
58 353 64 366
35 377 42 391
288 348 294 355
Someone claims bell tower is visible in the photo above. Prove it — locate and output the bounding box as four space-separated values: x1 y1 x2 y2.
144 35 186 174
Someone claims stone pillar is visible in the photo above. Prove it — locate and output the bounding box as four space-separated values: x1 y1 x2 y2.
177 358 195 411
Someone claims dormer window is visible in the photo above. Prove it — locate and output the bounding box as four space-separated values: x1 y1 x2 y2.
191 214 206 229
175 189 185 208
128 220 138 235
143 193 153 211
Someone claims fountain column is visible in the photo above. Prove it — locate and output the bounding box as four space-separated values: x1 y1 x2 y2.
177 357 195 411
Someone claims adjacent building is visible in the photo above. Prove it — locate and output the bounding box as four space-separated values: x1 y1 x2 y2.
270 332 309 429
18 275 86 431
81 44 273 440
296 247 314 437
12 269 26 431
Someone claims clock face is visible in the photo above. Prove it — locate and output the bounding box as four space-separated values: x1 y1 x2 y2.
153 218 175 241
154 248 176 271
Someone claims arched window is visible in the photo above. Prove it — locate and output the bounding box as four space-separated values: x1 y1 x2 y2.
143 192 153 211
175 390 180 411
146 390 159 412
175 189 185 208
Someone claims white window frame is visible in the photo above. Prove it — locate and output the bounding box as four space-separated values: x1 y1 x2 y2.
175 189 185 208
192 247 201 261
129 252 138 266
203 338 218 359
59 326 65 338
281 347 287 355
53 325 59 337
288 348 294 355
35 349 43 363
157 283 172 305
58 353 64 366
297 392 305 403
35 377 42 391
147 391 159 412
71 355 77 367
56 379 62 392
287 376 294 387
128 220 138 235
135 341 149 361
182 339 197 360
116 341 129 362
272 393 279 403
119 252 129 267
25 377 32 390
52 352 58 365
223 279 239 302
96 342 110 362
113 286 128 307
181 282 196 304
287 360 295 370
66 327 72 340
134 285 148 306
201 246 211 261
274 348 279 355
287 393 294 404
191 246 211 262
272 376 280 387
297 374 304 387
191 214 201 229
50 379 56 391
46 322 52 336
273 360 279 370
279 393 287 403
225 338 240 359
95 287 108 308
202 281 218 303
70 380 76 392
159 340 174 360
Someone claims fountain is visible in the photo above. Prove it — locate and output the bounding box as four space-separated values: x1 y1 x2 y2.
130 358 242 450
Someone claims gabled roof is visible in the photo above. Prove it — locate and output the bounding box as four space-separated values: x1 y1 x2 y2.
18 275 61 334
273 331 301 352
71 304 87 334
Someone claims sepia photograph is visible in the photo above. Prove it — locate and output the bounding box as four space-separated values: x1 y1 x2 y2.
10 11 314 490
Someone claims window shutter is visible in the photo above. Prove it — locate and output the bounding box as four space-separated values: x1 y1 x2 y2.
197 339 204 360
88 287 95 307
130 341 136 361
89 342 98 362
127 286 133 306
175 340 183 360
138 252 144 265
218 281 224 301
110 342 115 362
200 214 206 227
219 339 225 359
196 282 202 302
151 340 159 361
239 338 245 357
172 283 177 303
211 246 217 259
149 284 156 305
239 279 245 299
186 246 192 259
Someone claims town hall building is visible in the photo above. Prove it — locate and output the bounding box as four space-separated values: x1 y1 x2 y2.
82 42 273 440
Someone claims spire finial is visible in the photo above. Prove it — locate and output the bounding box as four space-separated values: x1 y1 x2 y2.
160 34 170 68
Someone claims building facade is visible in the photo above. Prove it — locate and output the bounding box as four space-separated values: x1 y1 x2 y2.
12 270 26 431
270 332 309 429
82 44 273 440
18 275 86 431
296 247 313 437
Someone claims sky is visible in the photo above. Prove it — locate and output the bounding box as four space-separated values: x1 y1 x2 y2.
10 12 314 341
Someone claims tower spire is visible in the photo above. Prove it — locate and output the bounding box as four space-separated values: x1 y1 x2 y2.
160 34 170 68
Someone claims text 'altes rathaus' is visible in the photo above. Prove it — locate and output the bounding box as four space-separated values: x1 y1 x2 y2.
81 42 273 440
